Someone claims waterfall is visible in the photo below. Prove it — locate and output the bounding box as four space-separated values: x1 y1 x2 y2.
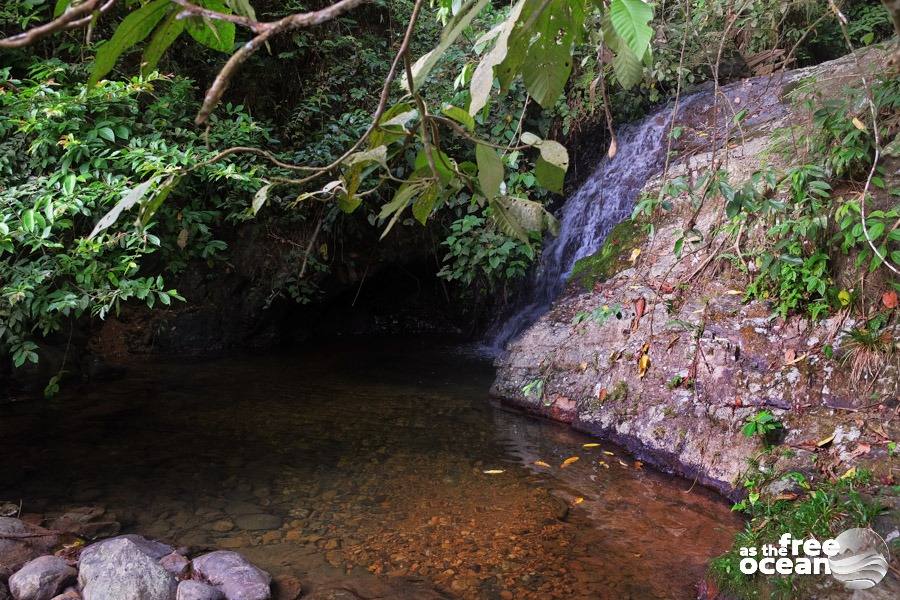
487 93 711 351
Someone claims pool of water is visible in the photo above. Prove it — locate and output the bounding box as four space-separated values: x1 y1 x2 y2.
1 337 741 598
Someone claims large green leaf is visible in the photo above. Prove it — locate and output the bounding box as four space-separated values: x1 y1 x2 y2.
609 0 653 60
186 0 236 52
468 0 525 115
476 144 503 200
90 0 172 86
141 9 185 76
535 158 564 193
402 0 490 93
612 44 643 89
521 36 573 108
496 0 586 108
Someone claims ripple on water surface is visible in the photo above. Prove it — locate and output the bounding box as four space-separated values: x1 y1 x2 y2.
1 337 741 599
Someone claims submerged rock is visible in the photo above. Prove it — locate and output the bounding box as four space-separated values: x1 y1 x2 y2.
176 581 224 600
8 555 76 600
192 551 270 600
78 536 177 600
0 519 59 574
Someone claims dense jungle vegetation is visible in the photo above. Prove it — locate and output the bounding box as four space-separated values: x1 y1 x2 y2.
0 0 898 378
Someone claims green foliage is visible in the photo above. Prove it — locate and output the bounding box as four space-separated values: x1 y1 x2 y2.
437 211 536 292
571 303 623 326
740 410 783 444
0 61 271 366
712 469 884 599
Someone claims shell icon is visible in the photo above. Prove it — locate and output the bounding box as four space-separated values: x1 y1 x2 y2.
828 528 890 590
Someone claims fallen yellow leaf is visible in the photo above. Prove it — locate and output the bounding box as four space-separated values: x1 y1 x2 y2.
851 117 867 132
603 451 615 456
637 352 651 378
573 497 584 505
724 289 743 295
838 289 851 307
598 460 609 469
483 469 505 475
533 460 550 468
840 466 857 480
816 432 835 447
560 456 580 468
582 443 600 448
629 248 641 264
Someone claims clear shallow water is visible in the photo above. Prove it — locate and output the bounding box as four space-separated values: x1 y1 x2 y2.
1 337 740 598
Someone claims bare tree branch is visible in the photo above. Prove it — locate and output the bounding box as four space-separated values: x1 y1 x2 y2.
195 0 372 124
0 0 109 48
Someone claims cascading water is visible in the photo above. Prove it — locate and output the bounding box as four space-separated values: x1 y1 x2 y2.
488 93 708 350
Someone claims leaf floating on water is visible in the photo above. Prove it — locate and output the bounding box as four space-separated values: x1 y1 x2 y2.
573 497 584 505
582 443 600 448
560 456 580 469
533 460 551 468
483 469 505 475
603 451 615 456
816 432 835 447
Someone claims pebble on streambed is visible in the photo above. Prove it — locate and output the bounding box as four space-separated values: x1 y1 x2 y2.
0 518 299 600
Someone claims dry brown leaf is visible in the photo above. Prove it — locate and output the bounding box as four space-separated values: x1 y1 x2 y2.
598 388 608 402
560 456 580 469
634 461 643 469
573 497 584 505
603 451 615 456
784 348 796 364
773 493 798 502
883 290 898 309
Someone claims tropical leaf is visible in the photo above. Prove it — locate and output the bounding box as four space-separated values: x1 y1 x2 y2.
402 0 490 93
90 0 172 86
186 0 236 52
89 176 160 238
468 0 525 115
141 9 185 76
609 0 653 60
476 143 503 199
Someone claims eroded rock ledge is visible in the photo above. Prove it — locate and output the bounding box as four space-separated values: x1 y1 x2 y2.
491 49 899 501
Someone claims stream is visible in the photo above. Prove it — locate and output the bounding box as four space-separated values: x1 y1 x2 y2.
1 337 740 599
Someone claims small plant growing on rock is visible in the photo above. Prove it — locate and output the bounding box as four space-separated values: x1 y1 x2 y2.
741 410 784 446
522 378 545 402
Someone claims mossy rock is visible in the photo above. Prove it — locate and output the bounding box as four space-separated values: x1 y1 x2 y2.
568 219 646 290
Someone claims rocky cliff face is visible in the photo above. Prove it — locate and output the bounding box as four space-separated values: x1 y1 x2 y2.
491 49 899 500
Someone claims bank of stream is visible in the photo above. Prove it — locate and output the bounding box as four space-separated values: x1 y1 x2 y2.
1 337 740 599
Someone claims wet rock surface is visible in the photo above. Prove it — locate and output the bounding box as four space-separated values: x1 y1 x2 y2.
0 518 59 575
492 49 899 500
192 551 271 600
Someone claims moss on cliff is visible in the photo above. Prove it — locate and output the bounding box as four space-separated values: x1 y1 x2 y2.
568 219 646 290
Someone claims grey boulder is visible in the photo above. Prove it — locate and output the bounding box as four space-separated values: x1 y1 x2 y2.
78 536 177 600
176 581 224 600
192 552 270 600
8 555 75 600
